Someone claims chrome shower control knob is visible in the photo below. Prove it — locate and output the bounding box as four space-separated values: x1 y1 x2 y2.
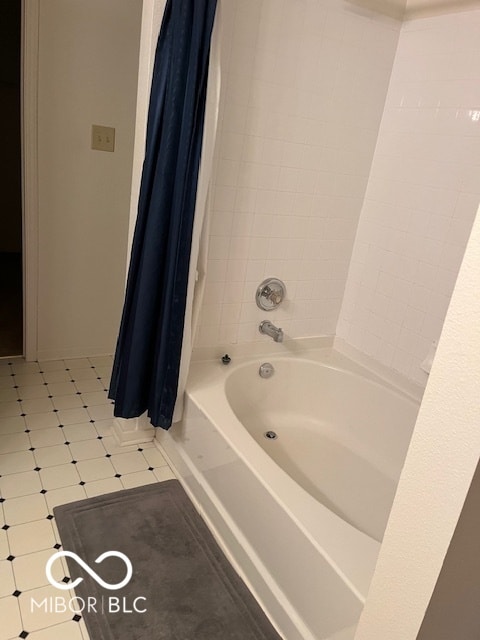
256 278 286 311
259 362 274 378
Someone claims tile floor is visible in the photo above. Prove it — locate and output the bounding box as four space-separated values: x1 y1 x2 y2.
0 355 176 640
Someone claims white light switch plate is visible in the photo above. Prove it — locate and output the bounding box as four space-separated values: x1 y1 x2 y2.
91 125 115 152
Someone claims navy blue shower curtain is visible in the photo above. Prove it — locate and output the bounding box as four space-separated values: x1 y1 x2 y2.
108 0 218 429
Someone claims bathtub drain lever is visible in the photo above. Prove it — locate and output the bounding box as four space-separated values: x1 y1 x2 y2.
259 363 274 378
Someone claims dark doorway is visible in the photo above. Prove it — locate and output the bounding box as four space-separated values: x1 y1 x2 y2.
0 0 23 357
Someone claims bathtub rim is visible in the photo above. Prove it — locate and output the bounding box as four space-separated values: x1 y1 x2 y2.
191 335 424 404
182 345 420 600
156 406 320 640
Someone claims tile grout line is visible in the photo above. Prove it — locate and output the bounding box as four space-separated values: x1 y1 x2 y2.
0 354 175 640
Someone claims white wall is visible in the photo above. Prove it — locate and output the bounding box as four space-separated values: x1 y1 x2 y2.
126 0 166 259
36 0 142 360
338 9 480 384
354 203 480 640
195 0 401 348
405 0 480 20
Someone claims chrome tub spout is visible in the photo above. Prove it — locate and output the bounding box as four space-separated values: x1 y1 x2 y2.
259 320 284 342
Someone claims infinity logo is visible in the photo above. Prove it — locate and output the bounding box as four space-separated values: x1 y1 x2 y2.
46 551 133 591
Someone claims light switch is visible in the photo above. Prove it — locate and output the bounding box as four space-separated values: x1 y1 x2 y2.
91 125 115 152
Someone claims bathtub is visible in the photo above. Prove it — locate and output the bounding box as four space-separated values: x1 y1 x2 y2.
155 344 419 640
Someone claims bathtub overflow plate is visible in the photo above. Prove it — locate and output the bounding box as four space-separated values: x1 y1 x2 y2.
264 430 278 440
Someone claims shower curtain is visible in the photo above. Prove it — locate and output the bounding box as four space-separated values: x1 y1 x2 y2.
172 6 221 423
109 0 220 429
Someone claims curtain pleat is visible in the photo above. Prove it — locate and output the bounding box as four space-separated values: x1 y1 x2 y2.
109 0 218 429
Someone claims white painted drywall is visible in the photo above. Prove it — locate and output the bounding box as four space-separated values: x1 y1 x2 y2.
126 0 166 261
354 204 480 639
405 0 480 19
36 0 142 360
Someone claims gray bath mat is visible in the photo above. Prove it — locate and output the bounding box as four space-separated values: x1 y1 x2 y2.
54 479 282 640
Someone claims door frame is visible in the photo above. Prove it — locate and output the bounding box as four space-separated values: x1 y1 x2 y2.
21 0 39 361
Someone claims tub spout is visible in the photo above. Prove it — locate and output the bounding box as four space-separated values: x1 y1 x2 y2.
259 320 283 342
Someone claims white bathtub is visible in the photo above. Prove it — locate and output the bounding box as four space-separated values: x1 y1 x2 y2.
156 345 419 640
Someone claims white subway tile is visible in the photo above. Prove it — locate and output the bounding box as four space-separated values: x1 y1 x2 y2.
206 260 228 282
195 0 480 362
210 212 234 237
235 188 257 213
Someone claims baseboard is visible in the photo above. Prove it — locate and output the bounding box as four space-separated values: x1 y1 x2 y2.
35 347 114 362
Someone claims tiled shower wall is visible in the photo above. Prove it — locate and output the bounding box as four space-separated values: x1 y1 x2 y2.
338 9 480 385
196 0 401 347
